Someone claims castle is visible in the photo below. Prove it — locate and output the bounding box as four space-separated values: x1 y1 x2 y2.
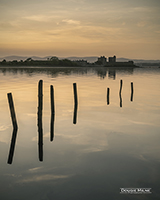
97 55 134 67
98 55 116 64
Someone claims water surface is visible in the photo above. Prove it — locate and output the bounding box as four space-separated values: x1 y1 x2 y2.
0 66 160 199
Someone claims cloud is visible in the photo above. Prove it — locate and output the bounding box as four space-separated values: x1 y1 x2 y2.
23 15 53 22
62 19 81 25
133 6 153 12
137 21 147 27
0 0 159 59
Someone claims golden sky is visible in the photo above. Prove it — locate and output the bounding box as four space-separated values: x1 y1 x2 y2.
0 0 160 59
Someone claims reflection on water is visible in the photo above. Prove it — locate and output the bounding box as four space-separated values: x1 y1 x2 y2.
108 69 116 80
7 93 18 164
119 80 123 108
107 88 110 105
0 66 160 199
50 85 55 141
131 82 134 102
0 66 135 80
50 113 55 141
37 80 43 162
73 104 78 124
7 127 18 164
73 83 78 124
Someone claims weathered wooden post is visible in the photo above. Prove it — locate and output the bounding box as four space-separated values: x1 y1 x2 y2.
50 85 55 141
73 83 78 124
7 93 18 164
107 88 110 105
130 82 134 102
119 80 123 107
7 93 18 129
73 83 78 106
38 80 43 161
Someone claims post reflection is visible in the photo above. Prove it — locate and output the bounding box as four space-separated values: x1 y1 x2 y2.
38 117 43 162
73 83 78 124
50 85 55 141
119 80 123 107
107 88 110 105
37 80 43 161
7 127 18 164
7 93 18 164
50 114 55 141
119 93 122 107
130 82 134 102
73 104 78 124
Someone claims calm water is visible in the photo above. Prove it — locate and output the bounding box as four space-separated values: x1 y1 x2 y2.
0 66 160 200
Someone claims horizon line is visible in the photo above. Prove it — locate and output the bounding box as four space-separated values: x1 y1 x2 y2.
0 55 160 61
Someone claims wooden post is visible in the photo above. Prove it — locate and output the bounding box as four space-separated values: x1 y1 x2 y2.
50 85 55 141
7 93 18 164
73 83 78 124
107 88 110 105
130 82 134 102
7 93 18 129
38 80 43 161
73 83 78 106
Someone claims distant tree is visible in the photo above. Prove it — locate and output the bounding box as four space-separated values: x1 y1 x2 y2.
95 60 102 65
60 59 76 66
2 59 6 63
25 58 33 62
50 56 59 61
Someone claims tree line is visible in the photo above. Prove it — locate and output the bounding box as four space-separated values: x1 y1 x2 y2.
0 56 79 67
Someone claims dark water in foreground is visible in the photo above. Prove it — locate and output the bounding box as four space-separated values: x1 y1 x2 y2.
0 66 160 200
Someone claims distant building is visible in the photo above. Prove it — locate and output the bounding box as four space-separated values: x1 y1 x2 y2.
95 55 135 67
108 55 116 63
98 56 107 65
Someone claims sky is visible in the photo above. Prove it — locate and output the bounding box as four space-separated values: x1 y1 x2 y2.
0 0 160 59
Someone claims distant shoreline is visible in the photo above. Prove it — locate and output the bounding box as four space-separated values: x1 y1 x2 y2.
1 55 159 68
0 56 138 68
0 64 139 68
